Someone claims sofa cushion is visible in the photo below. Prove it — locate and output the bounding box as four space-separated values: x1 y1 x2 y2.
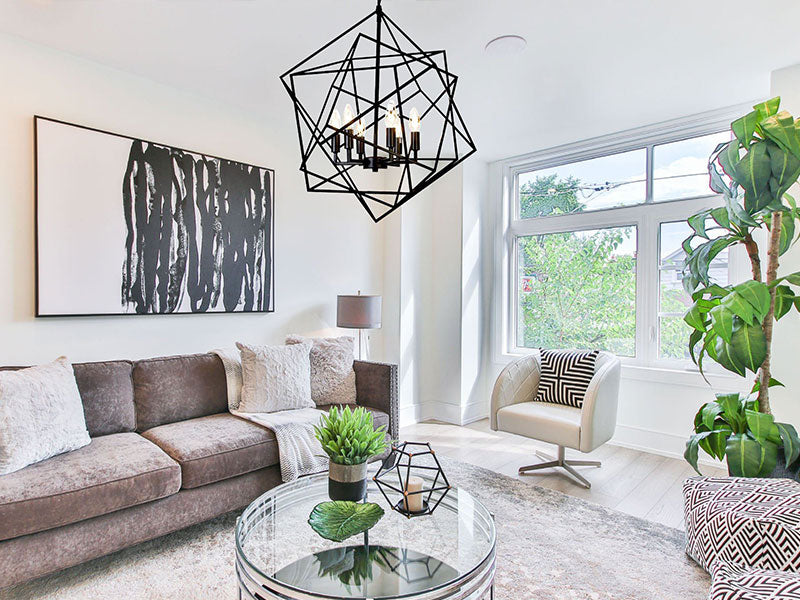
133 353 228 431
141 413 279 489
0 433 180 541
0 360 136 437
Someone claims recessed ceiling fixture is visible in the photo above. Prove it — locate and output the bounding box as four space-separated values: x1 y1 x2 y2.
484 35 527 56
280 0 476 222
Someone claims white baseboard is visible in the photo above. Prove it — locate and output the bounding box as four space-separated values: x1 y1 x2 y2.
398 403 425 428
612 424 723 469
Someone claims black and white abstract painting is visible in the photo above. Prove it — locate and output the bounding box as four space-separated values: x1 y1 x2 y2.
35 117 274 316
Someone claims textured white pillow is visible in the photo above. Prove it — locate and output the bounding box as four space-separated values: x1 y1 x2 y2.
0 357 91 475
236 341 314 413
286 335 357 406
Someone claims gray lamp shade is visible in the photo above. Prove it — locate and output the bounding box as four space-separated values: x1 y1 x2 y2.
337 295 382 329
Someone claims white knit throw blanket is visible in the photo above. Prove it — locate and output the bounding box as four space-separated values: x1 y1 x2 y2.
212 347 328 482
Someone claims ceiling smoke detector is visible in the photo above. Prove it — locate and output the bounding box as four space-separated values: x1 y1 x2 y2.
484 35 527 56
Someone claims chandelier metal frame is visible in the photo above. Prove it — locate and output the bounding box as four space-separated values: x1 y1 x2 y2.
280 0 476 222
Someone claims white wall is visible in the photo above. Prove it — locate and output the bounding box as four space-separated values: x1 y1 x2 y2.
0 33 385 364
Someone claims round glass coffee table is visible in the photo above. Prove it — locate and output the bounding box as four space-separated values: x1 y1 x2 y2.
235 471 496 600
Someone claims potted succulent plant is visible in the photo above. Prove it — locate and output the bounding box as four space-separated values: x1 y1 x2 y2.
683 97 800 478
314 405 388 501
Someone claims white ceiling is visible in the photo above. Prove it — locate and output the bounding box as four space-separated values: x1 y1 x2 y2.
2 0 800 162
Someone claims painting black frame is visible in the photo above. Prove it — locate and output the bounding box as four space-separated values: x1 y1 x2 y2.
34 115 276 318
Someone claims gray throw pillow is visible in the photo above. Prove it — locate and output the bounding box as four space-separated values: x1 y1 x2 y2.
0 357 91 475
236 341 314 413
286 335 357 406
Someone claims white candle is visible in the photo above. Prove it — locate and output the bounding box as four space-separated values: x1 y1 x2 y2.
404 475 424 513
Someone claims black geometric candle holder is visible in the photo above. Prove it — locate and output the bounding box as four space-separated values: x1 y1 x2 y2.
373 441 450 518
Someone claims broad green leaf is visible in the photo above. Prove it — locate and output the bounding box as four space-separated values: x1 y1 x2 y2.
761 110 800 160
688 212 710 238
732 110 760 147
714 335 746 377
688 328 703 364
753 97 781 120
784 271 800 286
704 427 733 461
684 303 708 332
308 501 385 542
729 319 767 374
776 423 800 467
710 206 731 230
774 285 795 320
692 284 730 301
709 305 734 343
721 291 755 324
745 409 775 442
725 434 778 477
779 214 796 256
751 377 785 393
716 393 745 430
734 280 771 319
685 431 714 475
726 193 759 227
701 402 724 430
736 143 772 213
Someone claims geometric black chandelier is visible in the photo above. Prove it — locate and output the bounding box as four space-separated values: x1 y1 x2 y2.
280 0 476 222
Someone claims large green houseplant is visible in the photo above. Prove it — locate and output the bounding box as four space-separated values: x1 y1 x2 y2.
683 97 800 477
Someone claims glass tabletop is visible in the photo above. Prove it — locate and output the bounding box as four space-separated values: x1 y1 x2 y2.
235 470 496 600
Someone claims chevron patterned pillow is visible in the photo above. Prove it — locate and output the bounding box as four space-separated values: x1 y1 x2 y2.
535 349 599 409
709 562 800 599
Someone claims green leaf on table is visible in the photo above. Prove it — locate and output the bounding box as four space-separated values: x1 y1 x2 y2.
725 434 778 477
776 423 800 467
308 501 385 543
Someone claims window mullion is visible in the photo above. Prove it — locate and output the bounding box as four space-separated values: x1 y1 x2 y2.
645 145 654 204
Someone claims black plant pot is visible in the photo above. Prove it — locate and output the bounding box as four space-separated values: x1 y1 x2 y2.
328 461 368 501
771 448 800 482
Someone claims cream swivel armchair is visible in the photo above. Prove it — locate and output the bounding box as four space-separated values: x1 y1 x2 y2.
490 351 621 488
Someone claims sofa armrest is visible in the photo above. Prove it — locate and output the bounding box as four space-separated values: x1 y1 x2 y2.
490 354 541 431
354 360 399 441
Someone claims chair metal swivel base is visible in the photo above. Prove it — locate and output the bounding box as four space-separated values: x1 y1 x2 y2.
518 446 601 489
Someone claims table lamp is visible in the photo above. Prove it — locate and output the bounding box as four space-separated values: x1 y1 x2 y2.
337 292 382 360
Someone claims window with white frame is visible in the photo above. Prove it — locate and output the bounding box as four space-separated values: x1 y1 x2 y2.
509 129 736 367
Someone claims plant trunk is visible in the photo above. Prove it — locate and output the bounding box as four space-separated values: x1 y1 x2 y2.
756 212 783 415
743 234 762 281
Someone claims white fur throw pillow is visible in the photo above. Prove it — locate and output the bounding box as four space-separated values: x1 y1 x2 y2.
236 341 314 413
0 357 91 475
286 335 357 406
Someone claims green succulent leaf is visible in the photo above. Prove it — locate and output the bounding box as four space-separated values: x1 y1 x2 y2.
315 405 388 465
308 501 385 543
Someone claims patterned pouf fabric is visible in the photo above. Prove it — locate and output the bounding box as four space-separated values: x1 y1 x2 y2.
684 477 800 573
709 562 800 599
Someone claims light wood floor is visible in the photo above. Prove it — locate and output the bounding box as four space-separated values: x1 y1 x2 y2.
399 419 727 531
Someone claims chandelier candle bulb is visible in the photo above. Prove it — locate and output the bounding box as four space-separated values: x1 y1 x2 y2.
410 107 421 154
343 104 355 151
404 475 424 513
356 118 366 157
329 109 342 153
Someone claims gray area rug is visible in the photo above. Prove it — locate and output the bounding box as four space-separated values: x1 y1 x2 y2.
1 457 708 599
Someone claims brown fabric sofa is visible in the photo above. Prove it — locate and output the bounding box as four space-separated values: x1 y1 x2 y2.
0 353 398 589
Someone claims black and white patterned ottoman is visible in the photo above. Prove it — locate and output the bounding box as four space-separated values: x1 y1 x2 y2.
684 477 800 573
709 562 800 599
